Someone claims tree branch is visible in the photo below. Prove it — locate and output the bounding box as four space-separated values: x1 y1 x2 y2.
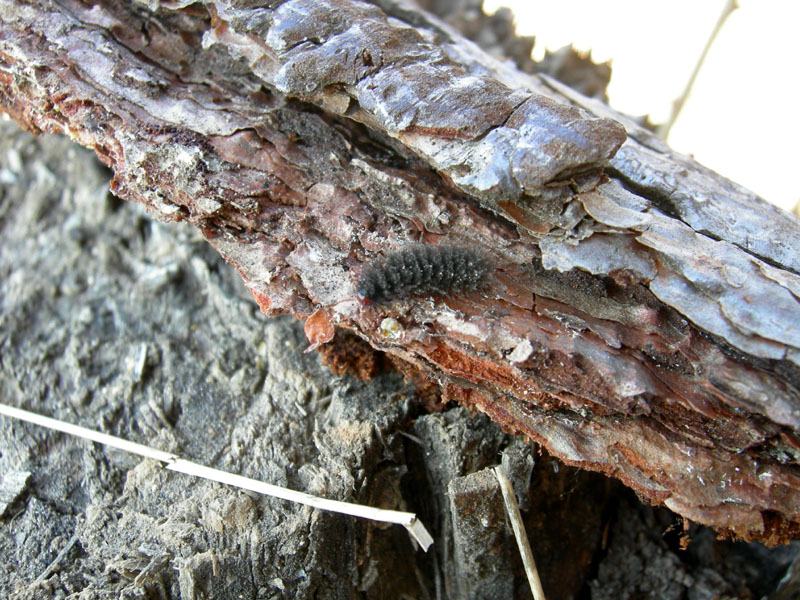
2 0 799 543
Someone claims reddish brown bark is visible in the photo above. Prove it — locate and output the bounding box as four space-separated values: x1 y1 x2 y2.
2 0 799 543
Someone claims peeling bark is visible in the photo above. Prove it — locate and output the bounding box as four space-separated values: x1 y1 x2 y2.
1 0 799 543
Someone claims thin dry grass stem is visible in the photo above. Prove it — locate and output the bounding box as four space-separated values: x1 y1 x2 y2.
656 0 738 139
0 403 433 551
494 465 546 600
33 532 80 584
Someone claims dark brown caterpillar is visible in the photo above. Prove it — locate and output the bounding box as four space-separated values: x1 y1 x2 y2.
357 244 488 305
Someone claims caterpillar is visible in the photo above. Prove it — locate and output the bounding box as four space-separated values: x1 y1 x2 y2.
356 244 489 305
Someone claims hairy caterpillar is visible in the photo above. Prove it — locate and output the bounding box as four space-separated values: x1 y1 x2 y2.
357 244 488 305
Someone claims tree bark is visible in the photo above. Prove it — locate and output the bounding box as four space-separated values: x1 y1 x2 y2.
1 0 799 545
